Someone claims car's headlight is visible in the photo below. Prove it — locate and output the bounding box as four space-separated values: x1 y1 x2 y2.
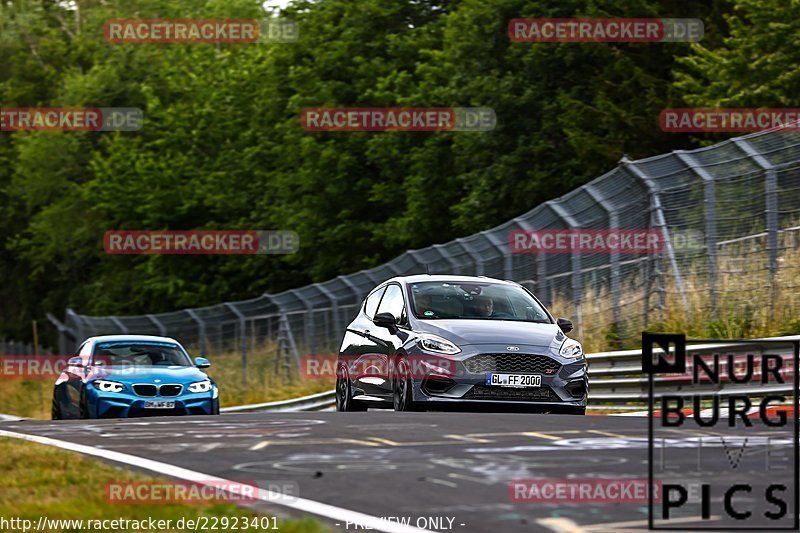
417 334 461 355
94 380 125 393
212 385 219 399
188 380 213 393
559 339 584 358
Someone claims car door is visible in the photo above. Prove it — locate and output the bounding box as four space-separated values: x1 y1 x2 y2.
369 283 410 397
344 286 387 398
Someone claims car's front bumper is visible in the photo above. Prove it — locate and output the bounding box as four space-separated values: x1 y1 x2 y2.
408 343 588 410
85 387 218 418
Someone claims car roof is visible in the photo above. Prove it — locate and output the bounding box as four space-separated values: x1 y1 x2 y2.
384 274 517 286
84 334 183 345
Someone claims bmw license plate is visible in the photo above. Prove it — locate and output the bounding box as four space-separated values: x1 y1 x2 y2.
143 400 175 409
486 373 541 388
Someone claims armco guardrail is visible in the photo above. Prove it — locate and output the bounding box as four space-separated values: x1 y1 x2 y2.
220 390 336 413
227 335 798 413
587 335 799 404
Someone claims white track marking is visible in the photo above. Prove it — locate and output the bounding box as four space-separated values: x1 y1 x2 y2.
536 517 585 532
0 429 434 533
582 515 721 531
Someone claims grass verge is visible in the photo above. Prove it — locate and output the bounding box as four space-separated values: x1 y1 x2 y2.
0 437 328 532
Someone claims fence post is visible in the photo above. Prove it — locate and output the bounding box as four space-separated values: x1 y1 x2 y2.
455 237 485 276
224 303 248 384
732 138 779 317
585 184 621 341
184 309 206 356
547 201 583 340
109 316 129 334
289 290 316 356
146 314 167 336
482 230 513 279
621 158 689 314
676 151 718 313
47 312 75 355
433 243 460 274
66 309 86 342
315 283 342 349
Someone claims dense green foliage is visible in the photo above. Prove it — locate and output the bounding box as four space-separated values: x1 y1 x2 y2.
1 0 794 342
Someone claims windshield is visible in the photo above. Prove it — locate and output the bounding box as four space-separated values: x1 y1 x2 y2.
408 281 551 322
91 342 192 367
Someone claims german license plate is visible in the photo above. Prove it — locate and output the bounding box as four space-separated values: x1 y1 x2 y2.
486 373 541 388
143 400 175 409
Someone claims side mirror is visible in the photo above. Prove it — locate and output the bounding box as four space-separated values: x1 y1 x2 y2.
195 357 211 369
68 356 84 368
557 317 573 333
373 312 398 329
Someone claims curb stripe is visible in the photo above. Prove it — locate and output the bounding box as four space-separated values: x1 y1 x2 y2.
0 429 433 533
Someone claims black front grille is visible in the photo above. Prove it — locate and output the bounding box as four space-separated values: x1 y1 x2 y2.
464 353 561 375
133 384 157 397
159 384 182 397
463 385 561 402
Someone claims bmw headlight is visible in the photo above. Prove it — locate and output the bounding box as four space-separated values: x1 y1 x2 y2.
188 380 213 393
94 380 125 393
559 339 584 358
417 334 461 355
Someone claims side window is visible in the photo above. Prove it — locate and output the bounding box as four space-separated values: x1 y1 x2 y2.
363 287 386 319
376 285 406 323
79 341 93 363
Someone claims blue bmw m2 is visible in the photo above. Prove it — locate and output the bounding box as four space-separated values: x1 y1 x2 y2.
52 335 219 419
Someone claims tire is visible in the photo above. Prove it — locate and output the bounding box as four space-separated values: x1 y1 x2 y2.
78 389 90 419
211 400 220 415
393 358 417 412
336 363 367 412
51 389 62 420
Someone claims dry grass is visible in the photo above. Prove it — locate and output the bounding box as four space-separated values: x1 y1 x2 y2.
203 345 334 407
551 240 800 352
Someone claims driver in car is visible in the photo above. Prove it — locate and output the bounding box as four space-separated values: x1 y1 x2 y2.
472 295 494 317
415 292 437 316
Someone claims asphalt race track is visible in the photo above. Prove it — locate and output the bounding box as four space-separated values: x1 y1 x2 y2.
0 411 795 532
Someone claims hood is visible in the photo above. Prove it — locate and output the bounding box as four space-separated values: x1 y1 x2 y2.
89 365 210 384
417 319 565 351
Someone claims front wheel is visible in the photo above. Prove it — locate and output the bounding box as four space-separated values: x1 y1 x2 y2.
51 389 62 420
336 363 367 412
78 389 91 419
393 359 417 412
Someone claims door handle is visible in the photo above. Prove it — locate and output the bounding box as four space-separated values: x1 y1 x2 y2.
363 330 370 337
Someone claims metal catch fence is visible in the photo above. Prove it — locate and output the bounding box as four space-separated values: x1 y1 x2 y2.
49 126 800 374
